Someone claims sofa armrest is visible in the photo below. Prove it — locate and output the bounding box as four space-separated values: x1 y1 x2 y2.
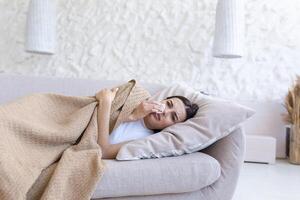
199 125 245 200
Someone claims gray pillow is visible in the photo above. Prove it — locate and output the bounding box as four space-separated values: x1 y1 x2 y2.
116 83 255 160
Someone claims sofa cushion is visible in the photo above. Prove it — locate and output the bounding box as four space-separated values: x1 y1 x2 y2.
91 152 221 199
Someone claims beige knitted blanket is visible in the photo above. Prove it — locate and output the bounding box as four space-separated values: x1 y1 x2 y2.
0 79 151 200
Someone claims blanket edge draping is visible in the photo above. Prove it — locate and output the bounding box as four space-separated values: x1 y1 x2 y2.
0 79 151 200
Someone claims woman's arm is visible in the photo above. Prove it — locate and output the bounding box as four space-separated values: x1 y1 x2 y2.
96 88 135 159
97 99 134 159
102 140 134 159
96 98 111 149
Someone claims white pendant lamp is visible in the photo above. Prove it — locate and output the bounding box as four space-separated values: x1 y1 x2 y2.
25 0 56 54
213 0 245 58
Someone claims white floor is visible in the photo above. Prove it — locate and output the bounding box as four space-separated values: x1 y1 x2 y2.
232 159 300 200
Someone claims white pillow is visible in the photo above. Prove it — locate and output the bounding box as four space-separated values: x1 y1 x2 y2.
116 83 255 160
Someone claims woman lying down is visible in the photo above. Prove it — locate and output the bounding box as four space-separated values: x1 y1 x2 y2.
95 87 199 159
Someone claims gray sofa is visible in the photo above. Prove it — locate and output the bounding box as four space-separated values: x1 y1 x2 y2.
0 73 245 200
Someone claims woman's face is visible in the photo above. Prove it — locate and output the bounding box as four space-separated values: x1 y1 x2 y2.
143 97 187 130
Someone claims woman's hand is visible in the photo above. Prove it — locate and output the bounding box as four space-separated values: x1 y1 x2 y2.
128 100 163 121
95 87 119 103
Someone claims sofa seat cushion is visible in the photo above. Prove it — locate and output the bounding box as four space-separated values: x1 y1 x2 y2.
91 152 221 199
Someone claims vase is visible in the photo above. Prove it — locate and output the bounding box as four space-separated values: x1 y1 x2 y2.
288 125 300 164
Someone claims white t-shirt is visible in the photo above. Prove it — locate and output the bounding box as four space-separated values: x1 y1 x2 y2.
109 118 154 144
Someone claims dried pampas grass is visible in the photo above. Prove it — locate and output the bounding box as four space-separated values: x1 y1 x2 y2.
283 75 300 126
283 75 300 164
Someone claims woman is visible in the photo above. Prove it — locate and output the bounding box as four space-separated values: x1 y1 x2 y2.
96 87 199 159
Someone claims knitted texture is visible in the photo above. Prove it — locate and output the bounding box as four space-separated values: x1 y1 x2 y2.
108 79 135 134
109 79 151 133
0 79 150 200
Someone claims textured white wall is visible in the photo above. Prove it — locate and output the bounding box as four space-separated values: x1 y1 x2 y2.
1 0 300 102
